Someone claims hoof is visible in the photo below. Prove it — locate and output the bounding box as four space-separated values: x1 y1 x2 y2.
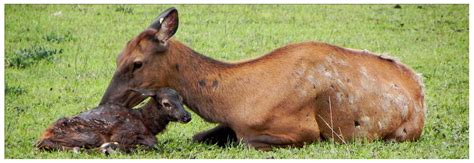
72 147 81 154
100 142 119 156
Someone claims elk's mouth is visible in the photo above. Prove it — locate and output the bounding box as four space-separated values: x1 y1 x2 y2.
123 91 147 108
100 89 147 109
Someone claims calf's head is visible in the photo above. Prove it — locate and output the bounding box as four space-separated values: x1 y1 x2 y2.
133 88 191 123
100 7 180 107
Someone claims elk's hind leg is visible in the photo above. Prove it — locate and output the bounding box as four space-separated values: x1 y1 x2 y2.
36 121 103 151
35 138 75 152
192 125 237 147
384 108 425 142
36 133 102 151
314 88 358 143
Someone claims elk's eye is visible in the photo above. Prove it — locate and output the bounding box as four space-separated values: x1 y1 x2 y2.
133 61 143 71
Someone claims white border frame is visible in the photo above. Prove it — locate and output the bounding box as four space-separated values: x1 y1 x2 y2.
1 0 472 162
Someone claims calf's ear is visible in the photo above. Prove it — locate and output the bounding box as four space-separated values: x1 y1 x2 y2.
130 89 156 97
148 7 179 42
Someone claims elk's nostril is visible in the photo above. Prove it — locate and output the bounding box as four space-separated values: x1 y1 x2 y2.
182 116 191 123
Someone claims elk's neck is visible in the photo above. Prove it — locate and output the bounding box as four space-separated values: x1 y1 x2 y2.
137 100 170 135
166 40 239 123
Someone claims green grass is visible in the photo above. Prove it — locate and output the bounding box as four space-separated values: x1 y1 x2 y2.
4 4 468 159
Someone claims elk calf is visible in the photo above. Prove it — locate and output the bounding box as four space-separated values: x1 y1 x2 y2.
35 88 191 155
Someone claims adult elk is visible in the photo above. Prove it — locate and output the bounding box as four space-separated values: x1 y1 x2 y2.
100 7 426 150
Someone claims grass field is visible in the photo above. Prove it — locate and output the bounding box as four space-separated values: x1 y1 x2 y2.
4 4 469 159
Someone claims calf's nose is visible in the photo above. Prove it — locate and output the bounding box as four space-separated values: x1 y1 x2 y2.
181 115 191 123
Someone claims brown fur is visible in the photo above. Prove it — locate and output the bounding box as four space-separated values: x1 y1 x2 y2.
100 8 425 150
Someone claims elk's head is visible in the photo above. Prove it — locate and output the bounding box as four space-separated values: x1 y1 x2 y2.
100 7 180 108
132 88 191 123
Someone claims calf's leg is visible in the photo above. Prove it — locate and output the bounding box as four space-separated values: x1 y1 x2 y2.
110 131 157 152
136 134 158 150
99 142 119 156
36 131 102 151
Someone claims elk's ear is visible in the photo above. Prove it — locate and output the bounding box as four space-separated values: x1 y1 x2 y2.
160 99 172 109
130 89 156 98
148 7 179 42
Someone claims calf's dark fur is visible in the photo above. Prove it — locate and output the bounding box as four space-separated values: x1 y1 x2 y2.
36 88 191 154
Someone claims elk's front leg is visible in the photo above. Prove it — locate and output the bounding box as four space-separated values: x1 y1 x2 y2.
239 104 321 150
243 135 304 151
192 125 237 147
